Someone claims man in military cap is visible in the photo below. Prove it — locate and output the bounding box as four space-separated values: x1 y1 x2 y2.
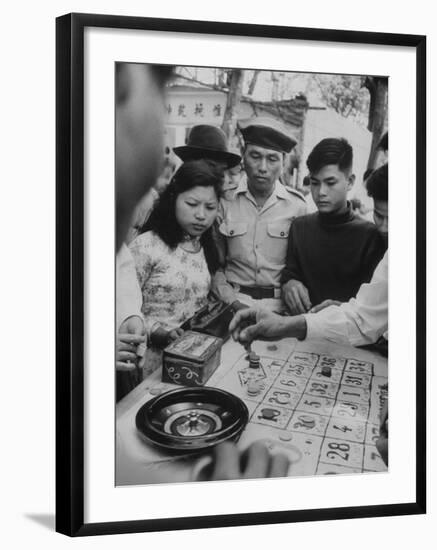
212 117 307 311
173 124 242 199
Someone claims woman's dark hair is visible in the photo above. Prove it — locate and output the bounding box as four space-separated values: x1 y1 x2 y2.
366 163 388 202
145 159 222 273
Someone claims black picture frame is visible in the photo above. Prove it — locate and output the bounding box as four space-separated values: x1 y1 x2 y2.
56 12 426 537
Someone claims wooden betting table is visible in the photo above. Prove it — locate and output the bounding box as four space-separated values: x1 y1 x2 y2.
116 336 388 486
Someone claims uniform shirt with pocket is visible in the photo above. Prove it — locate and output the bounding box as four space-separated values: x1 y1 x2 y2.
216 180 307 289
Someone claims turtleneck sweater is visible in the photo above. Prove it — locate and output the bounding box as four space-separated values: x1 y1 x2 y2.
280 202 386 306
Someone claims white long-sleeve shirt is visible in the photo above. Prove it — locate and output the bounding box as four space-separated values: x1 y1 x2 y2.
116 244 143 331
304 251 388 347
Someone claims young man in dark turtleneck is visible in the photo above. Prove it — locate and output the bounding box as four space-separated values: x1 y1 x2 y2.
281 138 386 315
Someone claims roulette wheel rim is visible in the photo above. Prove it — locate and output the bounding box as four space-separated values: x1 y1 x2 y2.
135 387 249 452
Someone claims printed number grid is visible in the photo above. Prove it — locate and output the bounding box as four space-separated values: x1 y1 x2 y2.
225 349 386 474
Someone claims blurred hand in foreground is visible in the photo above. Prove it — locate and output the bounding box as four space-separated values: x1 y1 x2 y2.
193 441 290 481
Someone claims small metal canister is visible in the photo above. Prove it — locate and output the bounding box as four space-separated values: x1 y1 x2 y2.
162 331 223 387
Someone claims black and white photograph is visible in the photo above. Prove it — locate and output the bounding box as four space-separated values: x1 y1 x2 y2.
115 63 390 486
54 11 425 537
2 0 433 545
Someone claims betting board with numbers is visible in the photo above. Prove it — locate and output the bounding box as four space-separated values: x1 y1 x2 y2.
116 337 388 485
209 338 388 476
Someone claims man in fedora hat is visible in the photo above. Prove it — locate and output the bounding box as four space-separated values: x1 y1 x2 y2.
173 124 242 199
212 117 307 312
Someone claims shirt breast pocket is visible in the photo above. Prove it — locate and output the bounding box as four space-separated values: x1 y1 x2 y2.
264 222 291 264
219 222 248 260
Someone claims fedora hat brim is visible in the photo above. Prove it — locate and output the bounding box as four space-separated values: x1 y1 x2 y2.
173 145 241 168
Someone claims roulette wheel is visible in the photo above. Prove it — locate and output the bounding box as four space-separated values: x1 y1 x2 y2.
135 387 249 452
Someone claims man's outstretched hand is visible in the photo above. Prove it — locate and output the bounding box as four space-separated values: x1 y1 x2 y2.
229 308 288 345
309 299 341 314
229 307 307 345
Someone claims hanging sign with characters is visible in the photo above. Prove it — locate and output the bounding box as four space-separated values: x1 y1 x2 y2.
166 90 226 126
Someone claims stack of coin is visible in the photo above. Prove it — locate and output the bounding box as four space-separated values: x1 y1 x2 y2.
248 352 260 369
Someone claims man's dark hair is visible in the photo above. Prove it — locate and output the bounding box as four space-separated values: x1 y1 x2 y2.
145 159 221 273
366 163 388 202
306 138 353 174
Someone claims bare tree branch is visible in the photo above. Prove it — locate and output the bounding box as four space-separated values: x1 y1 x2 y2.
248 70 260 96
174 73 230 93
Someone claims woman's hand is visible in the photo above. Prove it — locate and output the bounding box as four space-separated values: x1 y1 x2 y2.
151 326 184 348
168 327 184 342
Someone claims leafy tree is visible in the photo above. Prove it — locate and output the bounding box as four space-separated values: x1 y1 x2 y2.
314 74 371 125
364 76 388 168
